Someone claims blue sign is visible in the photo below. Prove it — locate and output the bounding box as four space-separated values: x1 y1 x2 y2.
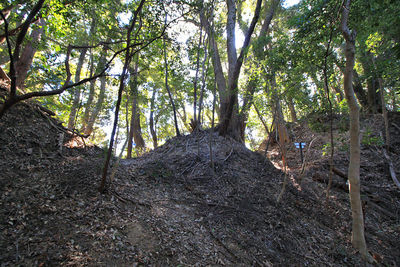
294 142 306 148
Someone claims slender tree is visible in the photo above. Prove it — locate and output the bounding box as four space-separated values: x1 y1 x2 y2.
162 15 180 136
99 0 146 193
67 47 88 129
340 0 372 262
149 87 158 148
127 58 145 158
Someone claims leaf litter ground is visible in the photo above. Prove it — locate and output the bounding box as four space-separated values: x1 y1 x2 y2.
0 101 399 266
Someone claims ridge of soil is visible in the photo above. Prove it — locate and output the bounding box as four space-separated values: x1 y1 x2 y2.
0 102 399 266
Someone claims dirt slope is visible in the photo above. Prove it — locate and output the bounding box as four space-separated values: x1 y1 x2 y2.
0 102 399 266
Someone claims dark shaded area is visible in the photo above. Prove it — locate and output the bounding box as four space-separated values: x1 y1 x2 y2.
0 101 399 266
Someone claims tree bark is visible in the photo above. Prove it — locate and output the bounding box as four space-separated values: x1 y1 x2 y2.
67 19 95 130
226 0 237 84
82 51 95 129
228 0 279 140
163 33 180 136
0 66 10 82
83 46 108 135
193 24 203 126
67 47 88 129
340 0 372 262
352 70 368 109
334 59 368 109
360 51 382 113
149 88 158 148
127 59 145 158
197 34 209 125
219 0 263 140
99 0 146 193
287 95 297 122
201 10 228 120
14 18 44 90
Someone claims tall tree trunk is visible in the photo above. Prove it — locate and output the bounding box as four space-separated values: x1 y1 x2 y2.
99 0 146 193
84 46 108 135
372 57 390 150
193 24 203 126
234 0 279 140
219 0 263 140
340 0 372 262
67 47 88 129
379 78 390 150
360 51 382 113
68 19 95 130
367 77 380 113
267 73 290 145
287 95 297 122
335 59 368 109
197 35 209 125
238 76 257 139
127 59 145 158
226 0 237 84
84 74 106 136
149 88 158 148
201 10 228 120
14 18 44 90
83 51 95 129
351 70 368 109
163 34 180 136
391 89 398 111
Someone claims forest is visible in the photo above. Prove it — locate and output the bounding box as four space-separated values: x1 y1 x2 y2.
0 0 399 265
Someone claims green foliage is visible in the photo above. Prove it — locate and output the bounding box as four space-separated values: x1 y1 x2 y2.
361 128 384 147
1 0 399 150
322 142 331 156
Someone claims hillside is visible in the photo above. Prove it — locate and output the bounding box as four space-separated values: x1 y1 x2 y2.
0 102 399 266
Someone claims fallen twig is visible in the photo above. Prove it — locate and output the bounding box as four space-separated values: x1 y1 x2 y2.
223 148 234 162
392 122 400 132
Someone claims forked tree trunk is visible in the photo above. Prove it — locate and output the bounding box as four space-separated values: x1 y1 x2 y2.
218 0 263 140
340 0 372 262
229 0 279 140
